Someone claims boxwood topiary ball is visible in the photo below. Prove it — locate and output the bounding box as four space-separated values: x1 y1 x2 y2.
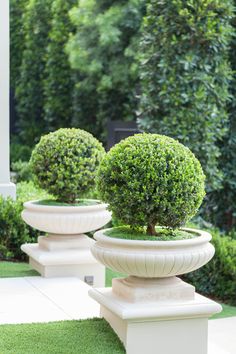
30 128 105 203
97 133 205 232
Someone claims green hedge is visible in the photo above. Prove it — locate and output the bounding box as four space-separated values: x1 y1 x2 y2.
205 7 236 231
0 182 52 261
10 139 32 164
138 0 233 193
13 0 145 145
43 0 77 132
16 0 53 146
10 0 28 89
183 227 236 305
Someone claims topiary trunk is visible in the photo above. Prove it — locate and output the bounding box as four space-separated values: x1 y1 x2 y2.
147 223 157 236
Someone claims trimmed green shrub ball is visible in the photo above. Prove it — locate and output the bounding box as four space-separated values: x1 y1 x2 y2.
30 128 105 203
97 133 205 234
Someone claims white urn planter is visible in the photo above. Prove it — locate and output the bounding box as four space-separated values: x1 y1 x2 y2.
21 200 112 286
22 200 111 235
91 227 214 278
89 228 222 354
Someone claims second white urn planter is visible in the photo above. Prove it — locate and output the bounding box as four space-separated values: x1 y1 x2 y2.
21 200 112 286
89 228 221 354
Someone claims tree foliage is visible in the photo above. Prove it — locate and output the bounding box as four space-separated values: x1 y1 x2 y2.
43 0 77 132
10 0 28 89
67 0 146 142
138 0 233 193
219 6 236 230
10 0 236 232
184 227 236 305
15 0 53 146
206 10 236 230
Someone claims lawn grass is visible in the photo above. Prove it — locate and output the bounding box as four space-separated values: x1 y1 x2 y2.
0 261 39 278
33 199 100 206
104 226 197 241
0 262 120 286
0 319 125 354
212 303 236 320
105 268 126 287
0 261 235 320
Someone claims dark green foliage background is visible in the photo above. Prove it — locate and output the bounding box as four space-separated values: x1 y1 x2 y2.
0 182 51 261
204 7 236 230
11 161 32 183
15 0 53 146
67 0 146 142
43 0 77 132
10 0 28 89
97 134 205 230
11 0 146 145
9 0 236 232
10 139 32 164
184 227 236 305
138 0 233 194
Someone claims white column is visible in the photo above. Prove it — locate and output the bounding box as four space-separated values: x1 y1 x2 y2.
0 0 16 199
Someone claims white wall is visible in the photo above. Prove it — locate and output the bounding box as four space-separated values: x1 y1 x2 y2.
0 0 16 199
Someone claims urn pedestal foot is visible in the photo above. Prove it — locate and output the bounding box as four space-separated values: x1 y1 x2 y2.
21 234 105 287
89 277 222 354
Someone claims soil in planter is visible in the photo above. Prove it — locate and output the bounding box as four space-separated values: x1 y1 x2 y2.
104 226 198 241
33 199 101 207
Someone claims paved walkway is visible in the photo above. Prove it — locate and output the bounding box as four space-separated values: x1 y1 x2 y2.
209 317 236 354
0 277 235 354
0 276 99 324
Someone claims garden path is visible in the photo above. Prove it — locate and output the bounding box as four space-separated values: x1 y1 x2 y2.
209 317 236 354
0 276 235 354
0 276 99 324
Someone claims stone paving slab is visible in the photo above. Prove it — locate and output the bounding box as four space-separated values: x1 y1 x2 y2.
0 276 99 324
0 277 235 353
209 317 236 354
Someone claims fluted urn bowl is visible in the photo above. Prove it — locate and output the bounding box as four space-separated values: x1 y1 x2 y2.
22 200 112 235
91 228 215 278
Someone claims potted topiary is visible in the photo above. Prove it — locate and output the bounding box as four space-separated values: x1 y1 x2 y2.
21 128 111 284
89 133 221 354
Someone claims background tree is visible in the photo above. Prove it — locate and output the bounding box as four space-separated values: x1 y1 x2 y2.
10 0 28 138
43 0 77 132
211 122 236 230
138 0 233 194
15 0 53 146
206 11 236 231
10 0 28 90
67 0 146 142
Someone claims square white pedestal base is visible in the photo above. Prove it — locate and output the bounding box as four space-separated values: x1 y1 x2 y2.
21 234 105 287
89 277 222 354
